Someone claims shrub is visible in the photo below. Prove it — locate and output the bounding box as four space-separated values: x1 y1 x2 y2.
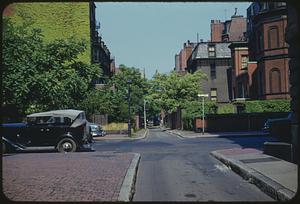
217 104 236 114
182 101 217 130
242 99 291 113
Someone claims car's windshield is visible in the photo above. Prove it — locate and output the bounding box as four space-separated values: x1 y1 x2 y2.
90 125 100 132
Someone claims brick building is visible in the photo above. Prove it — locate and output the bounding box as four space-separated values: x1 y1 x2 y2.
228 42 258 100
246 2 290 99
174 40 197 73
4 2 113 85
211 10 247 43
186 11 247 103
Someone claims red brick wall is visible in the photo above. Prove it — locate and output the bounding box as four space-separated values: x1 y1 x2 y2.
211 20 224 42
228 17 247 41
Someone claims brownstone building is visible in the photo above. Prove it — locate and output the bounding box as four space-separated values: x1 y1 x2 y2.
247 2 290 99
228 42 250 100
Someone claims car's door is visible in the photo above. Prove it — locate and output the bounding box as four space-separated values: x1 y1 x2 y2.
26 116 57 146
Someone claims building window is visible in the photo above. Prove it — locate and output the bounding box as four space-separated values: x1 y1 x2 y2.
210 62 216 79
208 45 216 57
268 26 279 49
210 88 217 101
93 49 99 62
269 68 281 94
241 55 248 70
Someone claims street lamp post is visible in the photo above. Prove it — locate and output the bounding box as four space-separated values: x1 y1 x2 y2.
127 80 132 137
144 100 147 129
198 94 209 135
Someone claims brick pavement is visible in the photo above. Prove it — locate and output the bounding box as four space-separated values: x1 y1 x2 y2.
2 152 135 202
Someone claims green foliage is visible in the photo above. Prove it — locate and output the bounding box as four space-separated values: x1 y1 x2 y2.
78 88 111 119
2 17 101 116
236 100 291 113
7 2 91 63
146 70 207 114
182 101 217 130
217 104 236 114
105 65 148 123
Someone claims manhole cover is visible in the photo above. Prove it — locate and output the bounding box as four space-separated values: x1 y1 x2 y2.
184 193 196 198
240 157 280 164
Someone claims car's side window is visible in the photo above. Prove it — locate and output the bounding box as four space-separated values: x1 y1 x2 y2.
63 117 72 125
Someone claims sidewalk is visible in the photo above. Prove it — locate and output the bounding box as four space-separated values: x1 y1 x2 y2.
93 128 149 141
3 152 140 202
167 129 269 138
210 148 298 201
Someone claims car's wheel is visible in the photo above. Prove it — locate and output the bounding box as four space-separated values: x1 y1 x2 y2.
57 138 77 153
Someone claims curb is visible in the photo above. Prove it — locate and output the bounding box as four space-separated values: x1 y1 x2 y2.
210 150 296 201
118 153 141 202
167 130 269 138
94 129 149 141
135 128 149 140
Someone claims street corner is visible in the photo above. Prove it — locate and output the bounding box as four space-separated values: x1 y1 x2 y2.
210 148 297 201
118 153 141 202
132 128 149 140
2 151 140 202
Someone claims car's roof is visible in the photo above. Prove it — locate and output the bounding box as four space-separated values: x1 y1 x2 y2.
27 109 84 120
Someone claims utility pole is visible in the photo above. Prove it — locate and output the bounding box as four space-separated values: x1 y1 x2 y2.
198 94 209 135
127 80 132 137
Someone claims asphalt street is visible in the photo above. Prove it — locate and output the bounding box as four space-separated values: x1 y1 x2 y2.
93 128 277 201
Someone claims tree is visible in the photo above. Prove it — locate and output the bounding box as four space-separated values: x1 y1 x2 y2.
2 17 101 116
146 70 207 114
105 64 148 123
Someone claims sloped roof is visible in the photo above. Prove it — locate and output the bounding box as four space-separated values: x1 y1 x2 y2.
27 109 84 120
191 42 231 60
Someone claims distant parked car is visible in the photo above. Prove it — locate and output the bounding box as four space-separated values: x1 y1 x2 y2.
2 109 93 153
262 112 292 132
89 123 106 137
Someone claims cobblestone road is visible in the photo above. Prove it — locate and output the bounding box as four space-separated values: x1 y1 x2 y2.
3 152 134 202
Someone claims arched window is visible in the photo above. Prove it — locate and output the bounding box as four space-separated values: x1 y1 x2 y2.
268 26 279 49
269 68 281 94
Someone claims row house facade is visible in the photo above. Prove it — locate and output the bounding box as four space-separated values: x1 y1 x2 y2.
246 2 290 100
187 42 232 103
90 3 114 85
186 12 247 104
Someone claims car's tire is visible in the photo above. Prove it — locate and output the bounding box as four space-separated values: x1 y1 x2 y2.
57 138 77 153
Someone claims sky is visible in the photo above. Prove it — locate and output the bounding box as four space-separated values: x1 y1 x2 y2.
95 2 251 79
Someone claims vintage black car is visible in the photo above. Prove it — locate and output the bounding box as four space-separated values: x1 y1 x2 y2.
2 109 93 153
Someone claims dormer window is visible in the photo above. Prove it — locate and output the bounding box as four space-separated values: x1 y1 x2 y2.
208 45 216 57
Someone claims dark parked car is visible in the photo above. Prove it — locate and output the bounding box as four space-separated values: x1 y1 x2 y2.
262 112 292 132
89 123 106 137
2 109 93 153
262 112 292 142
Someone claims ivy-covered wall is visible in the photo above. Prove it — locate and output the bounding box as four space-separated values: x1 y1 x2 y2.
3 2 91 64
